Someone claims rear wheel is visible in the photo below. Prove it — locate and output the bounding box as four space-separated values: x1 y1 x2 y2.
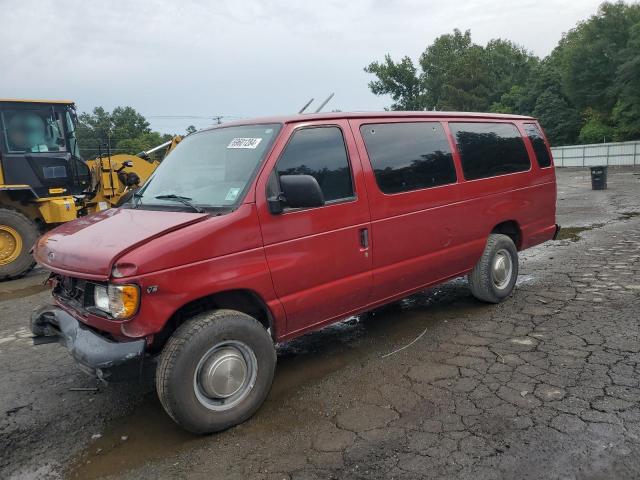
0 208 39 281
468 233 518 303
156 309 276 434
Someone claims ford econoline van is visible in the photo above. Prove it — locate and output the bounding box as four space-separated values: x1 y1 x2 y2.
31 112 559 433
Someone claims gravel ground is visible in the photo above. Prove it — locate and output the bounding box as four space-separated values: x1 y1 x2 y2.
1 167 639 480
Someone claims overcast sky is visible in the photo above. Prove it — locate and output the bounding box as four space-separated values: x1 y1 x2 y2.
3 0 603 133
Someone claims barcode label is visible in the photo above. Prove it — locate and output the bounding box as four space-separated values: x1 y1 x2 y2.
227 137 263 149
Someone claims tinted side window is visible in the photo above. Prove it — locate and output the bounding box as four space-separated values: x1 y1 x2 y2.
360 122 456 194
450 122 530 180
524 123 552 168
276 127 353 202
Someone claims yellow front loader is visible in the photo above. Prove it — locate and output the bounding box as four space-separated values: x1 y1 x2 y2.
0 99 179 280
83 135 181 212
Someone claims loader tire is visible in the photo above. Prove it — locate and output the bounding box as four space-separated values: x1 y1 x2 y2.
0 208 39 281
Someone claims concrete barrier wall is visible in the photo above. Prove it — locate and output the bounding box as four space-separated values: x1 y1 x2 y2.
551 140 640 167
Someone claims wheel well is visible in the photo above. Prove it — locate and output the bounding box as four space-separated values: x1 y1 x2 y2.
0 192 44 229
151 290 275 352
491 221 522 250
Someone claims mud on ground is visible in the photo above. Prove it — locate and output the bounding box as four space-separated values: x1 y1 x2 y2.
1 167 640 480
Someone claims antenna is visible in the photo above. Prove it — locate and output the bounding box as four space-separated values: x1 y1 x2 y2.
315 93 335 113
298 98 314 114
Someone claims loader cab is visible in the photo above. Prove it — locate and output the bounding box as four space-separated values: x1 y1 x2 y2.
0 100 90 198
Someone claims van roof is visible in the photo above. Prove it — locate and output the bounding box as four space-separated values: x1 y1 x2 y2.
216 111 535 129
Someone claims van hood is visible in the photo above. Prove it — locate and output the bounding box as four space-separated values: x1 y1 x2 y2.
34 208 209 279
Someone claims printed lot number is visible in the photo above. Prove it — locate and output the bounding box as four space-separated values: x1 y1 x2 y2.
227 137 262 149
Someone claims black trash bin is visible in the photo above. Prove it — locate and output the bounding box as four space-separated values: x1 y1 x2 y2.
590 166 608 190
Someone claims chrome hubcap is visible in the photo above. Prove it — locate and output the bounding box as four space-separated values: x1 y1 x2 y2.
199 348 246 398
492 249 513 290
194 341 257 411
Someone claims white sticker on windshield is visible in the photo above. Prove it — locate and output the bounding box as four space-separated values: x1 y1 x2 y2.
227 137 262 149
225 187 241 201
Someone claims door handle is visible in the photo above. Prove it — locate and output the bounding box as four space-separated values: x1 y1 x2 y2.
360 228 369 249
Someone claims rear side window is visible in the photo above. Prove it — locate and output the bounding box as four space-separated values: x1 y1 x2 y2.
360 122 456 194
450 122 530 180
524 123 552 168
276 126 353 202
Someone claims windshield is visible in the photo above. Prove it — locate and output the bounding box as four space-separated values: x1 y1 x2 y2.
136 123 281 210
1 106 69 154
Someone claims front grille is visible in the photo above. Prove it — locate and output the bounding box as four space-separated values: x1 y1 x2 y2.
53 275 95 311
58 276 85 301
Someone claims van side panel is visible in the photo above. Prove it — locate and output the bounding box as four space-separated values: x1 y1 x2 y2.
448 120 557 268
255 120 373 338
519 121 557 248
351 117 557 310
350 119 469 301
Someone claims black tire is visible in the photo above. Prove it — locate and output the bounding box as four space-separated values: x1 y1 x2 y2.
156 309 276 434
0 208 39 281
468 233 518 303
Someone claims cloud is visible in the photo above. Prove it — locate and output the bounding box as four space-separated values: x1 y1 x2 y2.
2 0 602 132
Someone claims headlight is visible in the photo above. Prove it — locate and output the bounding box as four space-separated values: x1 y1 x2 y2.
93 284 140 319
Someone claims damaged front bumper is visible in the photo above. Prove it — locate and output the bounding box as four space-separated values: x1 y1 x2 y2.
30 304 146 381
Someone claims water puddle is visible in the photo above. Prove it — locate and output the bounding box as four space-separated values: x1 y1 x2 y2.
555 224 604 242
555 212 639 243
67 395 197 479
68 281 474 479
516 274 536 286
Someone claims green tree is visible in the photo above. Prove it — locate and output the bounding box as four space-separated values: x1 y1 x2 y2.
76 106 151 157
578 109 615 143
364 55 425 110
186 125 197 134
436 44 492 111
419 29 474 109
76 106 112 156
490 85 532 114
365 2 640 146
484 39 538 105
115 131 173 157
612 21 640 139
110 106 151 142
366 29 537 112
557 2 640 115
74 105 181 160
533 89 581 145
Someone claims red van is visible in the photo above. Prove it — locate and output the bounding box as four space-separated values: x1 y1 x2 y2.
31 112 559 433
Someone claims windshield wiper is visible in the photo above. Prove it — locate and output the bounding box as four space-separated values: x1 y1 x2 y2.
154 194 205 213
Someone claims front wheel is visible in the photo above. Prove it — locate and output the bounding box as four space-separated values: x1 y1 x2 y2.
468 233 518 303
0 208 39 281
156 309 276 434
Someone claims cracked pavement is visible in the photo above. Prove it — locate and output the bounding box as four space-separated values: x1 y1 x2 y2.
1 167 640 479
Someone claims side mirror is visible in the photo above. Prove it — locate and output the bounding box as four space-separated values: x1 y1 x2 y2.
268 175 325 214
